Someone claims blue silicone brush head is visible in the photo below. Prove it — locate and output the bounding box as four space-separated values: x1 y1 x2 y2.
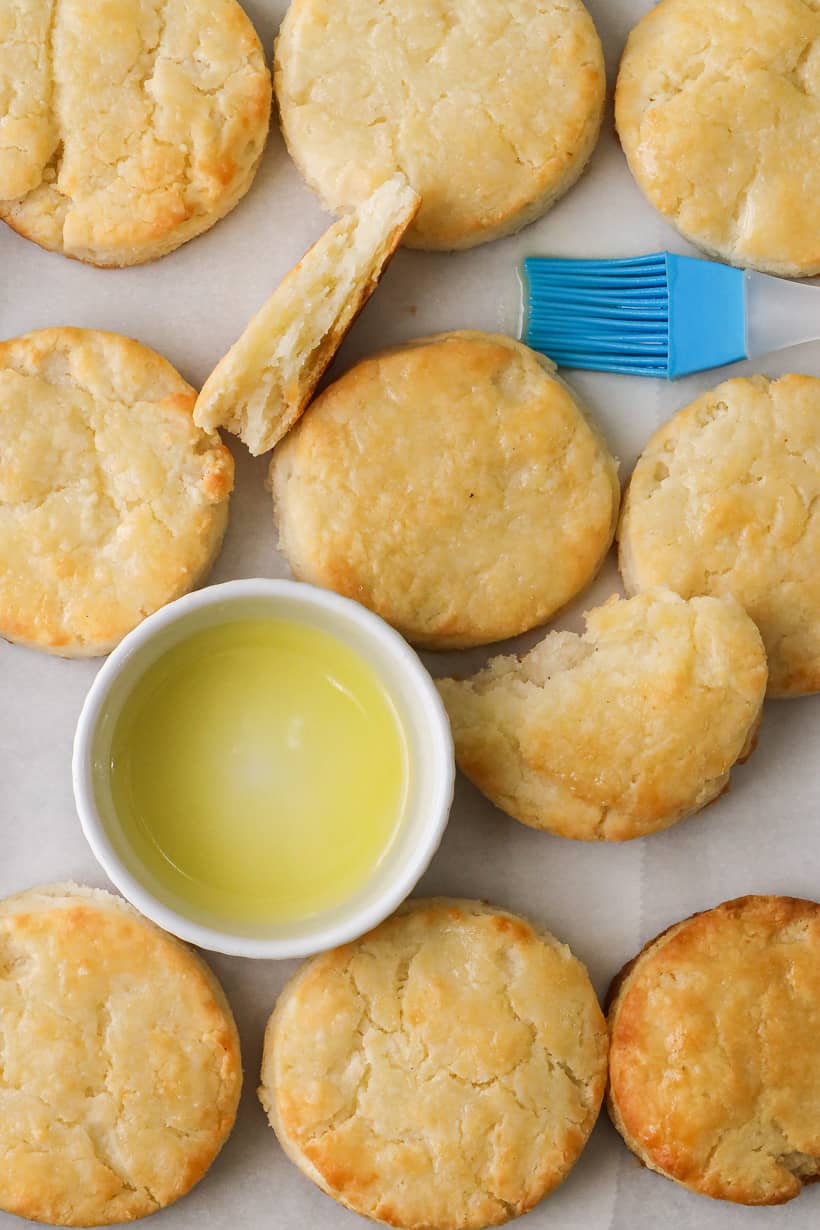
522 252 748 379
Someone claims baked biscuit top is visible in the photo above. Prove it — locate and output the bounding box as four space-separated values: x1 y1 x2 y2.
0 0 271 265
271 331 619 650
608 896 820 1205
619 374 820 696
0 883 242 1226
0 327 233 656
275 0 604 249
261 898 607 1230
439 590 767 841
616 0 820 275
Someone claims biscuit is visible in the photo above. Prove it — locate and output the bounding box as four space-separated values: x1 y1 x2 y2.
194 175 420 455
0 327 233 657
274 0 605 250
608 895 820 1205
259 897 607 1230
618 374 820 696
270 331 619 650
0 882 242 1226
438 590 767 842
616 0 820 276
0 0 271 266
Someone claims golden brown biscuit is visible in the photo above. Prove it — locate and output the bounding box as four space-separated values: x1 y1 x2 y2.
0 327 233 657
0 0 271 266
194 175 420 455
616 0 820 276
274 0 605 250
608 895 820 1205
0 882 242 1226
438 590 767 841
618 374 820 696
259 898 608 1230
270 331 619 650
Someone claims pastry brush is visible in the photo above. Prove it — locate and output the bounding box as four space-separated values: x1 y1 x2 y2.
520 252 820 379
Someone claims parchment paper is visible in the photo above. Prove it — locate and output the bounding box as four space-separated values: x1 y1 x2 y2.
2 1 819 1226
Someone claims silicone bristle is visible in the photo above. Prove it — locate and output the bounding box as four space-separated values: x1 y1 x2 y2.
523 254 671 378
521 252 748 379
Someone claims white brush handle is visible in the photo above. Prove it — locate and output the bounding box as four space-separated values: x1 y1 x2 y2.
746 271 820 359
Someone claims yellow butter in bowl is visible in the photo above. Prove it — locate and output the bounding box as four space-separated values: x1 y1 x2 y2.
109 619 408 928
73 579 454 959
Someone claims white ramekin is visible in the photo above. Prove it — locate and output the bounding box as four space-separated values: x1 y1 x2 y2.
72 578 454 959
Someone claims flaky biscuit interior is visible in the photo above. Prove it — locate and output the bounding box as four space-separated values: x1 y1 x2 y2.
194 175 420 455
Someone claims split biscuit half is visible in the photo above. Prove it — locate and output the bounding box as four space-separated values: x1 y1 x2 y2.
194 175 420 455
438 590 767 841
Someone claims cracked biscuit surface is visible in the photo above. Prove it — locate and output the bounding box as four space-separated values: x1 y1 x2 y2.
616 0 820 275
619 374 820 696
0 882 242 1226
608 895 820 1205
270 331 619 650
438 590 767 842
274 0 605 250
0 327 233 657
259 898 607 1230
0 0 271 266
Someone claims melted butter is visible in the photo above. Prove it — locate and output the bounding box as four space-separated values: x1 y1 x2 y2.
108 618 408 926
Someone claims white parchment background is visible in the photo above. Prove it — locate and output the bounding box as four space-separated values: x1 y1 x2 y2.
2 1 819 1227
